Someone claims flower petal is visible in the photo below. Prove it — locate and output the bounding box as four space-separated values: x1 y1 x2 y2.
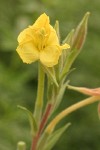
32 13 50 30
40 45 60 67
18 28 33 44
16 42 39 64
16 13 70 67
47 26 59 45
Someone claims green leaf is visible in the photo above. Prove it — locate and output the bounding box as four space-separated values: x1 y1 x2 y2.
52 84 67 112
37 132 49 150
44 123 71 150
17 105 37 135
42 65 59 87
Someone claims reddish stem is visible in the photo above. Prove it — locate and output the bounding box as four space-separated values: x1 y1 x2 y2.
31 134 40 150
38 103 52 134
31 103 52 150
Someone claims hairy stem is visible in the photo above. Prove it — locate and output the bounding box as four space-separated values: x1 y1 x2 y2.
34 62 45 125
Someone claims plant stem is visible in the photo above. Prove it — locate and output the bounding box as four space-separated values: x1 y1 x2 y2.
31 103 52 150
38 103 52 134
46 96 100 134
31 63 45 150
34 62 45 125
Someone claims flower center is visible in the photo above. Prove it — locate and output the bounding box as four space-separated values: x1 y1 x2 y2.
36 27 48 51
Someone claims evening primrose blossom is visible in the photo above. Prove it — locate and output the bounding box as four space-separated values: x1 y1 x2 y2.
16 13 70 67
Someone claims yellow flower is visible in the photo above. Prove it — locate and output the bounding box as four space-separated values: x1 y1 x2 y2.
16 13 70 67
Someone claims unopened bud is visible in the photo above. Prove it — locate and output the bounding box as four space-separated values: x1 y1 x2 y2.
72 12 90 50
68 85 100 96
17 141 26 150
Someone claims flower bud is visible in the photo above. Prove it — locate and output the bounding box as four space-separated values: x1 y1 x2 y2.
17 141 26 150
68 85 100 96
72 12 90 50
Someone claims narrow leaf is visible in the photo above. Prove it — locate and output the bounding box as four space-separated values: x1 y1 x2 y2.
42 65 59 87
18 105 37 135
44 123 71 150
37 132 49 150
52 84 67 112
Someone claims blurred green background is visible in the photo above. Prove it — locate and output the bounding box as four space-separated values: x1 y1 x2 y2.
0 0 100 150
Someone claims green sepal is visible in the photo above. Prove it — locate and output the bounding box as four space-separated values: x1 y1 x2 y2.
63 29 75 45
62 29 74 65
17 105 37 135
54 20 60 42
44 123 71 150
60 48 79 80
42 65 59 87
